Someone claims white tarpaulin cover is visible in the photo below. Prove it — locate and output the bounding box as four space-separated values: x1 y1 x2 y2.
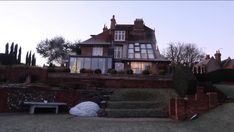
69 101 100 117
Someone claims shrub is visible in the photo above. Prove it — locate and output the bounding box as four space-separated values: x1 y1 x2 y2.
159 69 166 75
205 69 234 83
80 68 93 74
142 69 150 75
126 69 133 75
107 68 117 74
117 70 125 74
94 69 102 74
173 65 197 97
0 75 6 82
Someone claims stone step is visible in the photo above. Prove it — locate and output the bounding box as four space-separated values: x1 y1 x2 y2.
105 108 168 118
107 101 165 109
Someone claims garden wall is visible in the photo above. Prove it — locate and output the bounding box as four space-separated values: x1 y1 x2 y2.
0 87 80 113
169 87 219 120
47 73 173 89
0 66 48 82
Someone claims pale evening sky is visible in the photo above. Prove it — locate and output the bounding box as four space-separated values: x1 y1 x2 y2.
0 1 234 66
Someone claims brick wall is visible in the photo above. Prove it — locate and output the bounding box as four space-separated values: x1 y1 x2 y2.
48 74 173 89
0 87 80 113
0 67 48 82
169 87 219 120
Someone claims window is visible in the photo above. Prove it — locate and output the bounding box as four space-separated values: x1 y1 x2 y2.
114 46 123 59
127 43 155 59
134 47 140 52
114 31 125 41
131 62 152 74
70 57 112 73
92 47 103 56
135 53 141 58
146 44 152 48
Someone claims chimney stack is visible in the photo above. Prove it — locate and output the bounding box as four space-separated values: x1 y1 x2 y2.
110 15 116 29
205 55 210 60
214 50 221 64
134 18 144 30
103 24 108 32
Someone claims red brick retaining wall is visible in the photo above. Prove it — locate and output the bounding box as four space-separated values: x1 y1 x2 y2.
0 87 80 112
169 87 219 120
0 67 48 82
48 74 173 89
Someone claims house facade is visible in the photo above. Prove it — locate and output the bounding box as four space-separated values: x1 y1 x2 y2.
193 50 234 73
69 15 170 74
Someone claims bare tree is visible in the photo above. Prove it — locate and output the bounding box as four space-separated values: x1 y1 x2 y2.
164 42 205 68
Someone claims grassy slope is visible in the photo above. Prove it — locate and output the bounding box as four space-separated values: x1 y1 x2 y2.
214 84 234 97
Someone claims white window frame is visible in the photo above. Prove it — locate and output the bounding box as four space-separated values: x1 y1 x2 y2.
92 47 103 56
114 46 123 59
114 31 126 41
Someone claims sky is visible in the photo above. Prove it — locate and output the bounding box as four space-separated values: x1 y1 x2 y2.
0 1 234 66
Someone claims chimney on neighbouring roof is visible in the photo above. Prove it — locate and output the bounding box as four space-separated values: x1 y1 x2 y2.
205 55 210 60
214 50 221 64
110 15 116 29
103 24 108 32
134 18 144 29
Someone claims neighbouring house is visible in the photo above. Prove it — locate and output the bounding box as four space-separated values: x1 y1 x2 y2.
68 15 170 74
221 57 234 69
193 50 234 73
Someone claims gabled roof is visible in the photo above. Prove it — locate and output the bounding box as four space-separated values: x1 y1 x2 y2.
80 30 111 45
194 57 216 67
80 23 155 45
222 57 234 67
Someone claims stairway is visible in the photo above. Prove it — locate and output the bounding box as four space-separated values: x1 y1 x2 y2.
104 88 178 118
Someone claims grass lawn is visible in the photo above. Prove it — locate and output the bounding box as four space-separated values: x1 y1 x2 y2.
214 84 234 97
0 103 234 132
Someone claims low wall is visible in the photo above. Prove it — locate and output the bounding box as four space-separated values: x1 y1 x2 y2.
47 73 173 89
169 87 219 120
0 66 48 82
0 87 80 113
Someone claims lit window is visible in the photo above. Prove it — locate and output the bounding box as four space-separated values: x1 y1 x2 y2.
114 31 125 41
114 46 123 59
92 47 103 56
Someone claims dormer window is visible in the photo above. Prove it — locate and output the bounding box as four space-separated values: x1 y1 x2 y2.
114 31 125 41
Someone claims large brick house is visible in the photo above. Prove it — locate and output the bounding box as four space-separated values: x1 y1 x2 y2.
69 15 170 74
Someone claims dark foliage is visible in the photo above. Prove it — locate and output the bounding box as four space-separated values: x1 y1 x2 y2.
126 69 133 75
18 47 21 64
205 69 234 83
107 68 117 74
173 65 197 97
142 69 150 75
80 68 93 74
94 69 102 74
5 43 9 54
